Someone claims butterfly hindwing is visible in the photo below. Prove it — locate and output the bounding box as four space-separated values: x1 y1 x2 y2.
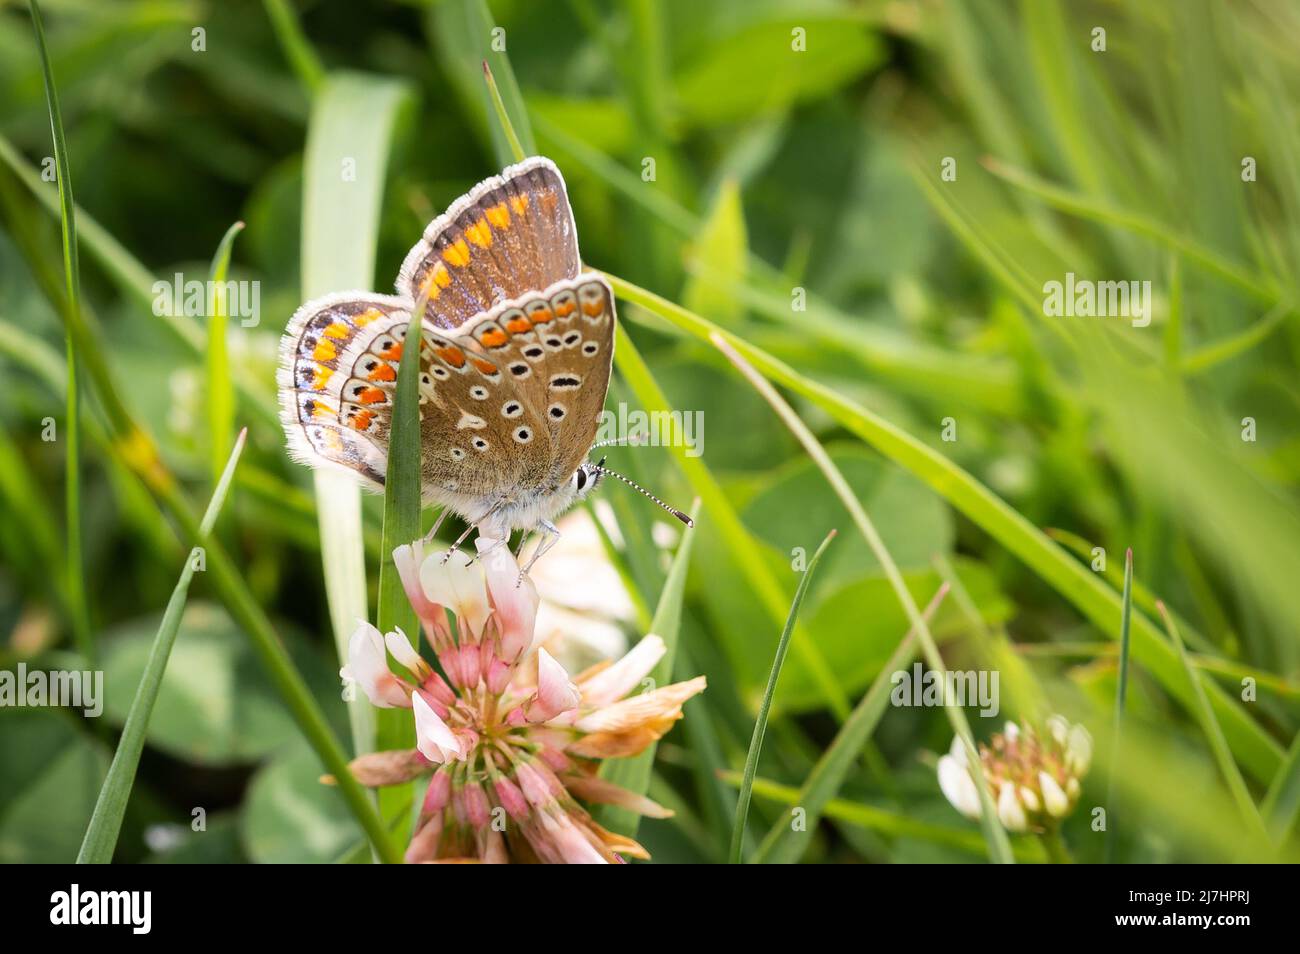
533 276 615 483
396 157 580 330
277 291 411 488
410 323 548 505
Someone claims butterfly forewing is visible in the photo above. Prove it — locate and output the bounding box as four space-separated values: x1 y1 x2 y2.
396 157 580 330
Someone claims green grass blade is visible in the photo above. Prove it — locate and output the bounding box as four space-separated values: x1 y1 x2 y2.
372 291 426 836
594 500 699 839
262 0 326 95
1105 547 1134 863
482 61 526 164
604 271 1283 784
1180 300 1293 375
301 72 413 760
714 333 1013 864
751 584 950 864
982 157 1282 302
206 220 243 486
730 528 836 863
1045 528 1213 653
725 773 1045 862
1157 601 1269 845
28 0 92 666
77 431 248 863
613 325 850 718
1262 733 1300 844
428 0 537 165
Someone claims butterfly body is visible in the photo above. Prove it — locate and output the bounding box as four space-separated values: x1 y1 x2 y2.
278 158 614 542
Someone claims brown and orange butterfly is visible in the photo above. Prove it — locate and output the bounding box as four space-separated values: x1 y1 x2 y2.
277 157 688 564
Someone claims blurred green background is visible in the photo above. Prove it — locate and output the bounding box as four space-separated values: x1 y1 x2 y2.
1 0 1298 863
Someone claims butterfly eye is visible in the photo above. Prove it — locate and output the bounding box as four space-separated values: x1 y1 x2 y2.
573 468 588 492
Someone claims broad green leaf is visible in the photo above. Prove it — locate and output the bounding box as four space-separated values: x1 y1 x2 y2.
0 710 106 863
742 447 954 594
242 745 362 864
674 16 884 128
683 179 747 325
98 600 343 767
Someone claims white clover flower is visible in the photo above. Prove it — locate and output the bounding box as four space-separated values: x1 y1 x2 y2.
937 717 1092 833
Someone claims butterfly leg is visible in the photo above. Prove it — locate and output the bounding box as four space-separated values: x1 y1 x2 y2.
440 502 503 563
441 521 478 563
518 520 561 583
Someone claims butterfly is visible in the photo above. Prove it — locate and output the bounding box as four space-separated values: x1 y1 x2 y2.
278 157 691 567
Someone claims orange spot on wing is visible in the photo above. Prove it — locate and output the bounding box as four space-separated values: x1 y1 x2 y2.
305 399 334 420
582 300 604 317
323 321 350 339
509 194 530 216
465 218 492 248
350 409 375 431
419 272 441 300
353 309 382 328
367 362 396 382
312 339 338 362
479 328 509 348
311 367 333 391
554 299 577 317
485 203 510 229
380 340 404 360
356 386 387 405
504 316 533 334
529 308 554 325
470 357 498 375
442 239 471 268
436 346 466 368
419 262 453 300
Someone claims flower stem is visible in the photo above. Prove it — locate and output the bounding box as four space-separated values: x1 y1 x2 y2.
1039 829 1074 864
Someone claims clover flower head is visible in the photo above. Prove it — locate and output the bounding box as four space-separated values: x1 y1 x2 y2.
937 716 1091 833
342 535 706 863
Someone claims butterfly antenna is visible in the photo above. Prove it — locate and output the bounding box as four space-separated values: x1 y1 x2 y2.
590 463 694 527
590 432 650 450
